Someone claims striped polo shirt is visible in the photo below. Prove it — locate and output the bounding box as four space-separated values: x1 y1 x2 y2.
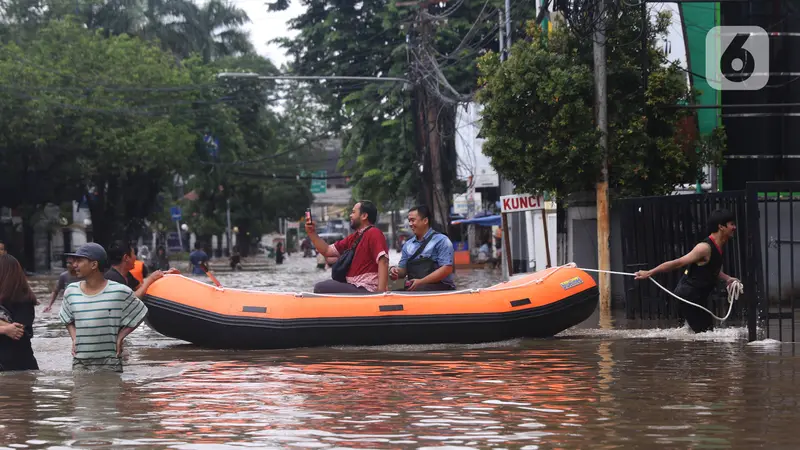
58 280 148 360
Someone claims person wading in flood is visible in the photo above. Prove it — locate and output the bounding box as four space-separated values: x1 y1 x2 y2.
634 209 739 333
0 254 39 372
105 240 176 299
44 256 80 313
59 243 149 373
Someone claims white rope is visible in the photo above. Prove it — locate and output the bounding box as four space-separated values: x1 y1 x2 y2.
187 264 742 321
577 267 744 322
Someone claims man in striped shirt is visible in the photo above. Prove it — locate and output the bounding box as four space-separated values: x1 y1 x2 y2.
59 243 149 373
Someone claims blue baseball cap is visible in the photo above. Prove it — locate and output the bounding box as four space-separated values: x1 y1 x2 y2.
64 243 108 265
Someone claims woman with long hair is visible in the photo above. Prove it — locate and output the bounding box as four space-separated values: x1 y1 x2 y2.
0 254 39 371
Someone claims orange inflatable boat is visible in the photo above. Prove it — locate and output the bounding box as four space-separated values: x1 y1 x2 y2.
142 266 599 349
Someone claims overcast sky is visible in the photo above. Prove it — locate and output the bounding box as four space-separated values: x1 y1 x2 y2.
237 1 687 74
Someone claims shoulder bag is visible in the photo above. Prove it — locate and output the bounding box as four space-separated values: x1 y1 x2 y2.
405 232 439 281
331 226 374 283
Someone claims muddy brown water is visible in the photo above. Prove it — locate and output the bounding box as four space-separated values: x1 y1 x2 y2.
1 252 796 449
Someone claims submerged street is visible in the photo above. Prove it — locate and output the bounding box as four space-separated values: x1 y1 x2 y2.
1 252 795 449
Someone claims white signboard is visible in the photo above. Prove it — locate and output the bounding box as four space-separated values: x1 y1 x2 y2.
453 192 482 215
500 194 555 213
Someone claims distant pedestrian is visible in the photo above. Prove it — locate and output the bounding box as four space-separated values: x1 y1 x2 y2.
0 240 7 256
149 245 170 272
0 254 39 372
44 256 80 313
230 246 242 270
275 242 285 265
189 242 210 275
60 243 149 373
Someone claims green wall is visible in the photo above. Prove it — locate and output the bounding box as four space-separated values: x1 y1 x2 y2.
681 3 722 191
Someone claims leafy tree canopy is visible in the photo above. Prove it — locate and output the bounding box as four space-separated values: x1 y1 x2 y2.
477 11 725 198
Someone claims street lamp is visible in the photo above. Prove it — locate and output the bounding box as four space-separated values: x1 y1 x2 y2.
83 218 93 242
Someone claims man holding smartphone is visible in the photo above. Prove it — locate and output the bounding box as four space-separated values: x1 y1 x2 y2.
304 201 389 293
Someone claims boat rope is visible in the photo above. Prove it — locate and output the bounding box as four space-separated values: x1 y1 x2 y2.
289 263 575 298
201 259 741 321
574 266 744 322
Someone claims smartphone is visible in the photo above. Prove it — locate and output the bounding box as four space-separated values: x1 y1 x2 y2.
305 208 312 223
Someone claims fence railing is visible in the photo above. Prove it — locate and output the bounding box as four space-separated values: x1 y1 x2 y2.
745 182 800 342
616 191 749 323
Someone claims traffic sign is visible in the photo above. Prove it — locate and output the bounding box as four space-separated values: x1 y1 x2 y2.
310 170 327 194
170 206 182 221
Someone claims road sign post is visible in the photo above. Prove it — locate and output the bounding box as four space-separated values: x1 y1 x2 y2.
170 206 183 250
310 170 327 194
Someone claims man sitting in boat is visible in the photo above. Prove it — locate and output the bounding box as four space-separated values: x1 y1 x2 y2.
390 205 456 291
304 201 389 294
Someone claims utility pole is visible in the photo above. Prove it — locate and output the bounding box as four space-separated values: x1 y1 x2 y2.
226 197 232 256
401 0 449 230
499 11 505 60
424 3 448 231
505 0 512 50
594 0 611 312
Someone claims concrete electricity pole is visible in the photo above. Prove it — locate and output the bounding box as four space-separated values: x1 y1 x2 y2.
594 0 611 312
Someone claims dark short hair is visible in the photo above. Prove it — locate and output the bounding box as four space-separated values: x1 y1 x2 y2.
107 240 134 266
357 200 378 224
707 209 735 235
409 205 431 222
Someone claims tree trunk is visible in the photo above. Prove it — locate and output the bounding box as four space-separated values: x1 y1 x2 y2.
238 224 250 257
22 219 35 272
87 180 113 248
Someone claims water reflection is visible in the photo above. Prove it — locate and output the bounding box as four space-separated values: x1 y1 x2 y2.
1 255 798 448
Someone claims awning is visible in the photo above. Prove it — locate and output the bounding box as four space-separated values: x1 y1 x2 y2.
450 215 502 227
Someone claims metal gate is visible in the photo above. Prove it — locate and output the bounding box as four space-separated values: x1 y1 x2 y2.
745 182 800 342
617 191 749 322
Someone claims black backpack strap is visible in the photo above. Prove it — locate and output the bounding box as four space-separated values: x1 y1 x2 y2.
409 231 437 261
350 226 374 250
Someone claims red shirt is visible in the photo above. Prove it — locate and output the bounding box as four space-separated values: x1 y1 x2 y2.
333 226 388 291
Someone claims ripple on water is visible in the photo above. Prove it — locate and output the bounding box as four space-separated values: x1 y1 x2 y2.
7 254 800 448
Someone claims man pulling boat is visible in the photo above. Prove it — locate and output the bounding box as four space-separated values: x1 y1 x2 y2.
634 209 740 333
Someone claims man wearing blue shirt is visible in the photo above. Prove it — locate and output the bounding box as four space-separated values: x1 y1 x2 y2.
189 242 209 275
389 205 456 291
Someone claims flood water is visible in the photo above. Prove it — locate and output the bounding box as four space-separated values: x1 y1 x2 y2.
2 252 797 448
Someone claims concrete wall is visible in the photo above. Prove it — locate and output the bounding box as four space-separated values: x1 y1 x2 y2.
565 196 626 307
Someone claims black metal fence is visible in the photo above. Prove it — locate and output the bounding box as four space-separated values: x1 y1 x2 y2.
616 191 750 323
745 182 800 342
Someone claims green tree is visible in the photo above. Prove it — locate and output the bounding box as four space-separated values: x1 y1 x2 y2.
161 0 253 63
0 19 199 246
269 1 538 219
1 0 253 62
476 13 725 198
180 55 315 256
